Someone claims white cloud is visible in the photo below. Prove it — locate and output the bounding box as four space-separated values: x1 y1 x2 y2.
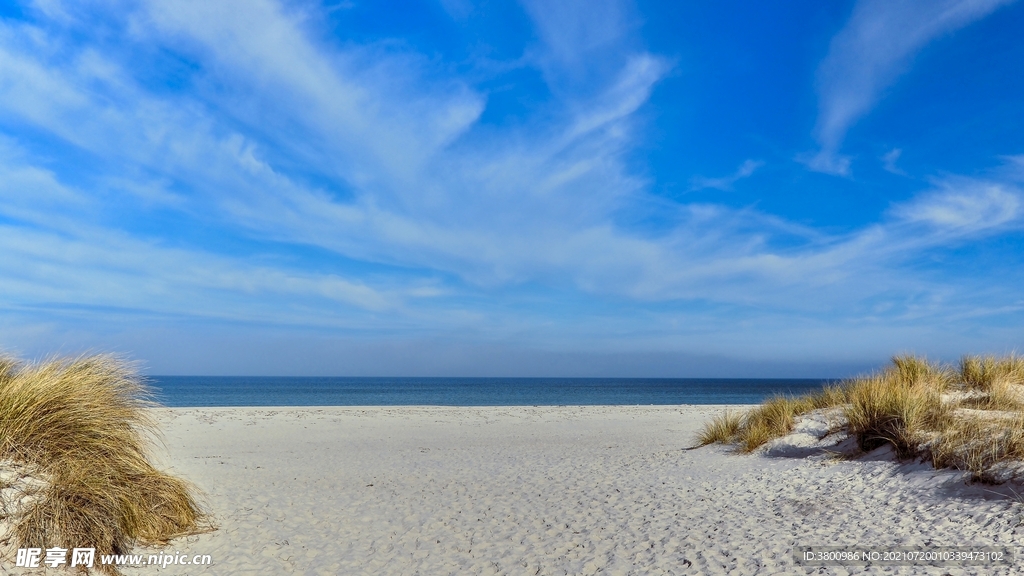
519 0 633 68
0 221 398 318
800 151 852 177
892 179 1022 232
564 54 669 141
808 0 1014 175
137 0 486 184
998 154 1024 180
881 148 905 175
690 159 765 191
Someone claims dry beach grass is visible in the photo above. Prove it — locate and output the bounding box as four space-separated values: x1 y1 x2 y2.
0 354 208 574
697 354 1024 482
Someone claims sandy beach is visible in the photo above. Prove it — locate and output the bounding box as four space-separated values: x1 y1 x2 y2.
117 406 1024 575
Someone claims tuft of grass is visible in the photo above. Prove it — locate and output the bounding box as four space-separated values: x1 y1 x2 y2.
960 354 1024 389
805 384 848 410
0 354 208 572
736 395 801 452
890 354 952 390
0 356 16 382
959 355 1024 409
695 384 850 453
694 410 742 446
930 413 1024 482
843 372 948 458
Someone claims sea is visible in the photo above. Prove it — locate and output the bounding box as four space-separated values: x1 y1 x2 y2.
148 376 835 407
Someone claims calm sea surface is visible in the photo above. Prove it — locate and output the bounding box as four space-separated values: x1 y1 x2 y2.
148 376 834 407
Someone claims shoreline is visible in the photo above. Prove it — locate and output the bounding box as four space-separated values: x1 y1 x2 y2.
135 406 1022 575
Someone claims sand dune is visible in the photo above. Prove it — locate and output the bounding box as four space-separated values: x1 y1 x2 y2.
105 406 1024 575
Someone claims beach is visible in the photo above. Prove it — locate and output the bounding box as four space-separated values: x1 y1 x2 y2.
125 406 1024 575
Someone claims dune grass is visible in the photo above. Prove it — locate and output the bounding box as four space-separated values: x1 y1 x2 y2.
844 372 948 457
959 354 1024 409
930 414 1024 483
696 353 1024 482
0 354 208 573
694 384 850 453
960 354 1024 389
736 395 805 452
694 410 742 446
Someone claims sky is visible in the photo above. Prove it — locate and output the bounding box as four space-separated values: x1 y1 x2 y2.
0 0 1023 377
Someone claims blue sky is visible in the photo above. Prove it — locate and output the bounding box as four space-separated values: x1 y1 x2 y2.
1 0 1022 376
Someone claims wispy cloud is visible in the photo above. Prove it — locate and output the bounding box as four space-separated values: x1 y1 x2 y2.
519 0 638 91
0 157 398 319
139 0 486 183
891 178 1022 233
690 159 764 191
881 148 905 175
806 0 1014 175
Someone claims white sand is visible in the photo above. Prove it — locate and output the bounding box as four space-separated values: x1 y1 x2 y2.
113 406 1024 574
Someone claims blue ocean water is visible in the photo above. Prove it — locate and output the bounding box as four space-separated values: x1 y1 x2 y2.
148 376 834 407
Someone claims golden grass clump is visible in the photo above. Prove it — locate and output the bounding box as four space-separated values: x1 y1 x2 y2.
930 413 1024 482
0 354 207 572
696 353 1024 483
694 384 849 453
695 355 952 455
694 410 742 446
959 354 1024 409
805 384 848 410
843 372 947 458
960 354 1024 389
889 354 952 390
735 395 803 452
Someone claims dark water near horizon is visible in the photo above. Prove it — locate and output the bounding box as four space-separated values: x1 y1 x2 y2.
147 376 835 407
